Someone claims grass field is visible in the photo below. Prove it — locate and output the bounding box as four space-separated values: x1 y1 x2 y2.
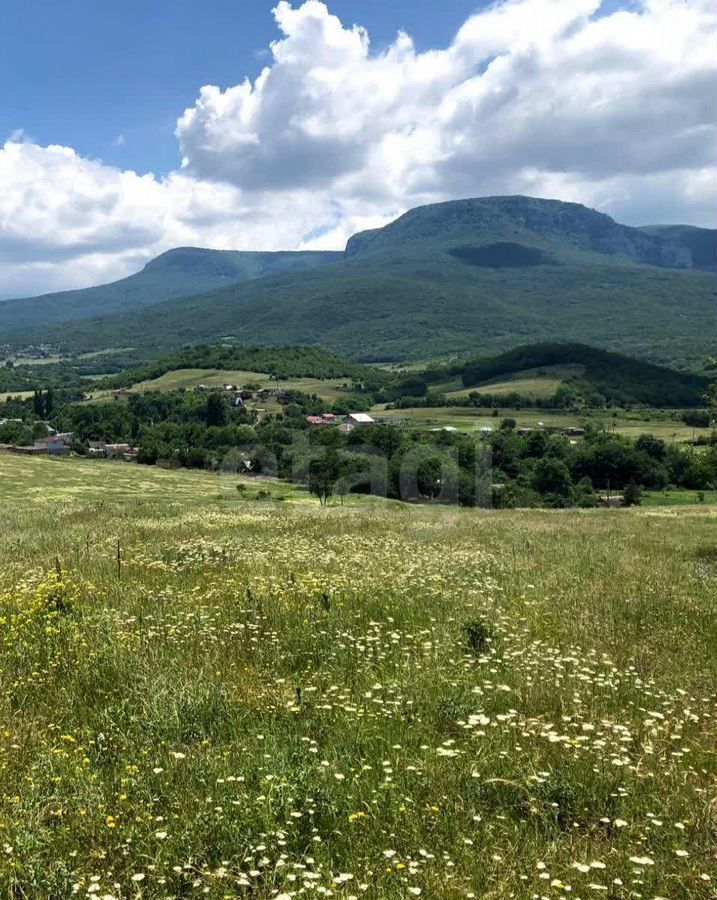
643 489 717 507
385 406 711 443
438 365 587 401
90 368 351 403
0 454 715 899
0 389 34 402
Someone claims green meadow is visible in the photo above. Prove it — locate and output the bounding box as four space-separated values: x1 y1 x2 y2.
90 368 350 403
0 453 714 899
383 406 709 443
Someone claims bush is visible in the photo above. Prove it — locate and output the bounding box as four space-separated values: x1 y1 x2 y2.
623 482 643 506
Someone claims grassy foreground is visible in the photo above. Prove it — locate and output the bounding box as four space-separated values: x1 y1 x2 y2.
0 455 715 899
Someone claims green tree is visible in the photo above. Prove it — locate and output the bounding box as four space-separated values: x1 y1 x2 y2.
308 450 341 506
706 357 717 426
532 457 572 497
205 394 226 427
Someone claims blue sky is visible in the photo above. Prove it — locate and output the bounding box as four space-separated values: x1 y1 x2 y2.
1 0 487 175
1 0 714 298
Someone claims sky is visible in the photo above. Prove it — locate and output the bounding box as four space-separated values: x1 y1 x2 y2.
0 0 715 298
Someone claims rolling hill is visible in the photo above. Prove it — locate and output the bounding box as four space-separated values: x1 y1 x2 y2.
3 197 715 369
443 342 711 408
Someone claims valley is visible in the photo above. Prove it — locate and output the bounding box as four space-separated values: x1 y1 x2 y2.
4 1 716 896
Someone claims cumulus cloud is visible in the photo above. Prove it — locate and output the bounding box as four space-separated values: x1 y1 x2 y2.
178 0 717 209
1 0 715 297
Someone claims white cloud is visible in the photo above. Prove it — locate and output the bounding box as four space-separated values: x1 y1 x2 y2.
1 0 715 298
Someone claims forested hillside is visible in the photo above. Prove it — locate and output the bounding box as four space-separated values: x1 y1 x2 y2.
2 197 714 369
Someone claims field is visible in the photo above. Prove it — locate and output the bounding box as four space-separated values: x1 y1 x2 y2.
433 365 587 401
91 368 351 403
643 489 717 507
387 406 711 443
0 454 715 899
0 389 34 402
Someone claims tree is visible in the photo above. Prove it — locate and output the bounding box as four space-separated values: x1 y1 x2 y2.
532 457 572 497
205 394 226 427
635 433 667 460
307 450 341 506
706 357 717 427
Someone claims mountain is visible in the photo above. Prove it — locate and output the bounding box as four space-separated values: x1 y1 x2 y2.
0 247 340 333
2 197 714 368
346 196 693 268
638 225 717 271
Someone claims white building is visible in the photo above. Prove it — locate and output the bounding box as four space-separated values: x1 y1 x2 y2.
347 413 375 427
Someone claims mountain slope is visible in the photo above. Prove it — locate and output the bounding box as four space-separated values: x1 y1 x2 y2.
3 197 715 368
0 247 340 333
638 225 717 271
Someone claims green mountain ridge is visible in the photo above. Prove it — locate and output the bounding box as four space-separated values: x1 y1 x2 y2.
346 196 694 268
2 196 715 369
0 247 340 332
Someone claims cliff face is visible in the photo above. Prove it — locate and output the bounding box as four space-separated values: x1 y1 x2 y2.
345 196 693 268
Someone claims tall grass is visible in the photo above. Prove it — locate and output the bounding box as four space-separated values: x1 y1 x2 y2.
0 455 715 898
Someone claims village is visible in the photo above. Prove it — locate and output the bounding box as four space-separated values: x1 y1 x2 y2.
0 394 590 462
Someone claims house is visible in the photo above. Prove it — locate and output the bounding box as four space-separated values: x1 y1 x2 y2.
111 389 132 399
517 427 534 436
479 426 494 436
337 412 376 433
347 413 375 427
32 433 74 455
564 426 586 437
88 440 137 460
306 413 336 426
105 443 137 460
